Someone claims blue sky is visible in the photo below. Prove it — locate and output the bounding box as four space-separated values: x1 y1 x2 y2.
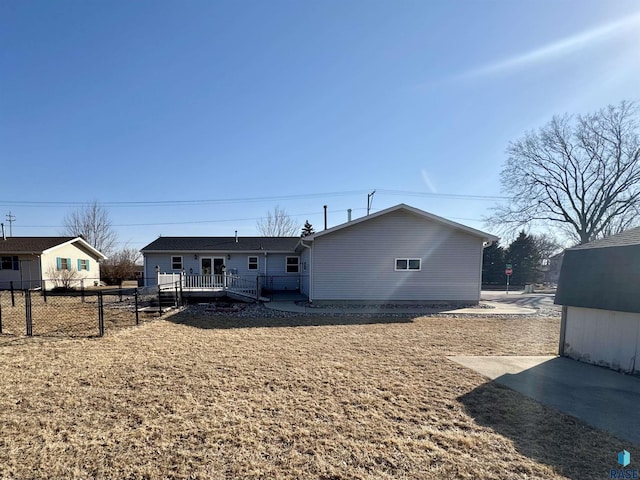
2 0 639 251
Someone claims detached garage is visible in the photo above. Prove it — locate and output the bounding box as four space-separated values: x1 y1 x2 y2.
555 227 640 374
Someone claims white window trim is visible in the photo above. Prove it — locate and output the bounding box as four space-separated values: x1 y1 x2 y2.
285 256 300 273
171 256 183 270
79 259 89 271
395 258 421 271
248 256 259 270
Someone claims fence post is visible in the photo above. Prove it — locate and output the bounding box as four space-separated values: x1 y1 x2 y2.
25 290 32 336
174 284 179 308
158 286 162 316
98 291 104 336
42 280 47 303
10 281 15 307
134 290 139 326
0 303 3 334
80 278 85 303
256 276 259 301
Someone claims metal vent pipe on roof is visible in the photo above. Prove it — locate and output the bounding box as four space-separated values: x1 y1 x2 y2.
347 209 352 222
324 205 327 230
235 230 238 243
1 223 5 241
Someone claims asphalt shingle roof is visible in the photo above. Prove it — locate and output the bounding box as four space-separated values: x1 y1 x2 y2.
141 236 300 252
0 237 77 254
570 226 640 250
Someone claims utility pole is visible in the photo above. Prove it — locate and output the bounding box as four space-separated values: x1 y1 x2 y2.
367 190 376 215
5 212 15 237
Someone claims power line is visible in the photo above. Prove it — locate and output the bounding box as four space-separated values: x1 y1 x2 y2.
16 208 370 229
0 189 510 209
0 191 368 208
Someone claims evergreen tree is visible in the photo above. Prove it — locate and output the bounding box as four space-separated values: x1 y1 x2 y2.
301 220 315 237
482 241 505 285
505 231 542 285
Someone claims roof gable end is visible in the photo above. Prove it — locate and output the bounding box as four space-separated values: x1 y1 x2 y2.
306 204 498 241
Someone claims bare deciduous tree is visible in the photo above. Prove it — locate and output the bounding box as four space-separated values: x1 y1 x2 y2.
532 233 564 261
488 101 640 244
101 247 141 285
257 206 299 237
62 201 118 255
46 265 79 290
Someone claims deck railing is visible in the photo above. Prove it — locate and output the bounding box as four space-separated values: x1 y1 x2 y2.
156 273 259 299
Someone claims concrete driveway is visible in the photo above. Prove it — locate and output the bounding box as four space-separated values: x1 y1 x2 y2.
451 355 640 445
481 290 560 314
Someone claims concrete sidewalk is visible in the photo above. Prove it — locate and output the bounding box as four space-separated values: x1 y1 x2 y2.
450 355 640 445
264 300 536 315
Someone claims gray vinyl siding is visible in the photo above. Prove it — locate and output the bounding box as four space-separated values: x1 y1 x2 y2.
310 210 483 302
264 253 301 291
143 251 301 288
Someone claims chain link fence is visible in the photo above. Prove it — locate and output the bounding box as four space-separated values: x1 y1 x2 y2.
0 283 183 343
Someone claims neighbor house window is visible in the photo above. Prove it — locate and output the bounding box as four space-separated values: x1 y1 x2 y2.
286 256 299 273
248 256 259 270
1 256 18 270
171 256 183 270
395 258 421 271
78 259 89 271
56 257 71 271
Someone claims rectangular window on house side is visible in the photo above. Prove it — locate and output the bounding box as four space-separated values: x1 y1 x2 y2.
1 256 12 270
395 258 421 271
248 256 259 270
60 258 70 270
78 259 89 271
171 256 183 270
286 256 299 273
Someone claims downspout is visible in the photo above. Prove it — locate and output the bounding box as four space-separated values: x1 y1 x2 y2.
264 251 268 294
37 255 42 291
143 254 147 287
479 239 497 303
300 239 312 302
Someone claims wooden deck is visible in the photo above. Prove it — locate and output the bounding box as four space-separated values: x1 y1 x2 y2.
156 273 262 301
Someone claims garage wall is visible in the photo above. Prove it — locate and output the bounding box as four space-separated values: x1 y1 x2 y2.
310 209 483 303
563 306 640 374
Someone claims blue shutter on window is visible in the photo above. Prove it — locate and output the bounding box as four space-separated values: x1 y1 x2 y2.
67 258 72 270
56 257 62 270
78 259 82 271
13 256 19 270
86 260 90 272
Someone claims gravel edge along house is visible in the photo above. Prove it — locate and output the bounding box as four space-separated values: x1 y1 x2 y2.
141 204 498 304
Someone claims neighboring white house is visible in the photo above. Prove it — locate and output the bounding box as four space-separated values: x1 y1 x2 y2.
141 204 498 304
555 227 640 374
0 237 107 290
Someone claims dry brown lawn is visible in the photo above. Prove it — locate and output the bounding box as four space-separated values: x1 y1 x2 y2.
0 310 632 479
